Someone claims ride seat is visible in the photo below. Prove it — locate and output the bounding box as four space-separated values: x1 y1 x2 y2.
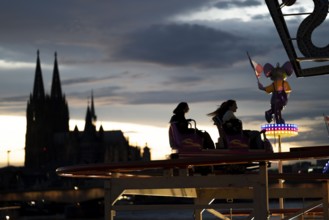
168 122 203 152
212 116 249 150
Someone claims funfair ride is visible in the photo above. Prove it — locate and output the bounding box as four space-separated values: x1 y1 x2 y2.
57 1 329 219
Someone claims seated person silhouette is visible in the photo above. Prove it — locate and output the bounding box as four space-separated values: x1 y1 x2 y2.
169 102 215 149
208 100 265 150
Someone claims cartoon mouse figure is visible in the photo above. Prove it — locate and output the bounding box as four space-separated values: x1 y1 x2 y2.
258 62 293 124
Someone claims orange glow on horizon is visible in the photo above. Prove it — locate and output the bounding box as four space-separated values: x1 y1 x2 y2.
0 116 26 167
0 115 321 168
0 116 177 167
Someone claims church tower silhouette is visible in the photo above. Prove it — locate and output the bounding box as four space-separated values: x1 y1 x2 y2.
25 51 69 170
24 51 149 173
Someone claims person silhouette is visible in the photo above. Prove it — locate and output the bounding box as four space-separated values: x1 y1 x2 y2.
170 102 215 149
208 100 265 149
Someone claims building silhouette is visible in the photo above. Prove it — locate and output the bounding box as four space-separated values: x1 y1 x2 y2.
25 51 69 170
25 51 149 173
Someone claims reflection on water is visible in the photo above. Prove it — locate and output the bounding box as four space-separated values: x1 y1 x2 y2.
7 199 323 220
16 207 323 220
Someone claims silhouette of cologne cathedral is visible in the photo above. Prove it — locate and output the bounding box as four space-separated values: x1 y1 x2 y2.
25 51 150 171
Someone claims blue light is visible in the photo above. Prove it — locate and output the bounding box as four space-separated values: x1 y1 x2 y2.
261 123 298 138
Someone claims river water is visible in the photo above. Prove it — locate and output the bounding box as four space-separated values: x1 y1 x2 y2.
10 199 323 220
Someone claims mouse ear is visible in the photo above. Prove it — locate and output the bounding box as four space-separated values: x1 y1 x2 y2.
263 63 274 77
282 61 293 76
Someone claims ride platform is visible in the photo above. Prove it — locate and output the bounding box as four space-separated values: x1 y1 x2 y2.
56 145 329 220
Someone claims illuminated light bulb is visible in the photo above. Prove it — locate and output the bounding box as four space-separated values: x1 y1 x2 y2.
261 123 298 138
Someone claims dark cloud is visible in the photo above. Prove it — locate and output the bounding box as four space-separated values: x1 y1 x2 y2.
214 0 261 9
0 95 28 115
113 23 268 68
251 14 270 20
0 0 212 50
62 75 122 86
0 95 29 103
288 117 329 146
0 1 271 67
105 0 213 26
165 76 203 85
68 86 121 100
86 86 266 105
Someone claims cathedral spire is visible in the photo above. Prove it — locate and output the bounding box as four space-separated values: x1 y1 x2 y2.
84 105 96 133
32 50 45 99
90 90 97 121
84 92 97 133
51 52 63 99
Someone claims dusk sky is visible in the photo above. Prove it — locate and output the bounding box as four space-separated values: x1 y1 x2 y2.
0 0 328 167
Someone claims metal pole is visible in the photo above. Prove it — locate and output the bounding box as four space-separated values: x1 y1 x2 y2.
7 150 11 167
278 135 284 219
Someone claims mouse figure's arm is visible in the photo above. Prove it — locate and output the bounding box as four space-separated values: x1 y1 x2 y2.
258 81 266 91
